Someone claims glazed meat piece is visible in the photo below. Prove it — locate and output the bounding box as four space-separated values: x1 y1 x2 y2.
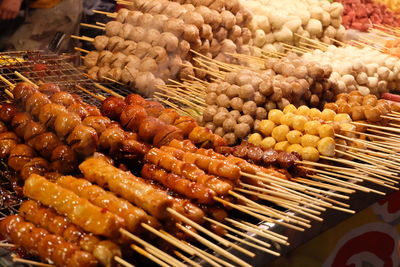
13 82 37 107
125 94 147 106
56 176 160 234
8 144 36 171
50 145 78 174
262 149 279 165
27 132 61 159
120 104 148 131
0 132 19 158
20 157 49 180
0 104 17 123
142 164 216 204
50 91 77 107
174 116 198 137
113 139 151 162
98 124 125 151
38 83 61 96
0 121 7 134
277 152 300 169
11 112 32 137
144 101 165 117
138 117 165 143
101 96 127 121
82 116 111 135
67 103 90 120
38 103 67 128
23 121 46 142
24 174 125 237
54 112 81 139
66 125 99 158
25 92 51 117
158 109 180 124
153 124 184 147
79 157 174 219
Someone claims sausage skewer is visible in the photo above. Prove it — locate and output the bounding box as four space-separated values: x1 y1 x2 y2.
18 200 121 267
0 215 98 267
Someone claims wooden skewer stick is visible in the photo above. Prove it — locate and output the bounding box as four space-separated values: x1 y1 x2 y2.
14 71 38 87
173 251 201 267
227 233 281 257
75 85 106 101
92 9 117 17
131 245 171 267
301 185 351 208
176 224 253 267
11 254 54 267
335 133 395 154
214 197 305 231
74 47 90 54
160 231 223 267
0 243 17 247
119 228 184 267
307 174 371 193
0 74 15 88
70 35 94 42
114 256 136 267
167 208 255 257
94 83 124 98
291 177 354 194
80 23 105 30
204 217 278 247
235 219 288 241
184 242 236 267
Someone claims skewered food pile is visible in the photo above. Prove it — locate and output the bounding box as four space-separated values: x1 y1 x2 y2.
301 45 400 96
240 0 346 53
83 0 253 97
338 0 400 32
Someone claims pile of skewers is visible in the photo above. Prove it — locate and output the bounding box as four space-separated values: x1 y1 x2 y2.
2 66 399 267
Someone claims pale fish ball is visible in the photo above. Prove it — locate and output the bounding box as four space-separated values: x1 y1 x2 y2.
301 146 320 162
297 105 310 116
204 122 216 132
317 137 335 156
329 2 344 18
222 117 237 132
321 109 336 121
242 101 257 116
356 72 368 85
264 101 277 111
234 123 251 139
310 6 324 20
213 112 228 126
366 63 378 76
305 19 322 37
287 144 303 154
270 12 287 29
202 105 218 122
283 104 297 114
214 127 225 137
216 94 230 108
268 109 284 124
292 115 308 131
385 57 397 69
334 113 352 123
258 120 276 136
341 74 356 86
253 29 267 47
284 18 302 32
258 16 271 33
264 33 275 44
318 124 335 138
367 76 378 88
280 113 295 128
309 108 322 119
298 10 311 25
358 86 370 96
205 92 217 105
304 120 321 135
224 133 237 146
260 137 276 149
274 27 293 43
321 11 331 27
286 130 303 144
248 133 263 146
274 141 290 152
272 124 290 142
338 62 352 75
377 66 390 80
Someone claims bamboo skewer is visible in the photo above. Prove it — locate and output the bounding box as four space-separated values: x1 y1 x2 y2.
11 255 54 267
80 23 105 30
174 251 201 267
131 245 171 267
186 242 236 267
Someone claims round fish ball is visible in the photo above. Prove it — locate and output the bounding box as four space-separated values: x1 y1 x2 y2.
216 94 230 108
268 109 284 124
202 105 218 122
259 80 273 96
205 92 217 105
301 134 320 147
272 125 290 142
242 101 257 116
283 104 297 114
321 109 336 121
317 137 335 156
204 122 216 132
213 112 227 126
238 115 254 127
260 137 276 149
230 97 244 111
258 120 275 136
214 127 225 137
274 141 290 152
248 133 263 146
217 107 229 114
229 110 241 121
334 113 352 123
287 144 303 154
337 103 351 114
304 120 321 135
226 85 240 98
286 130 303 144
318 124 335 138
223 132 237 145
254 92 266 106
364 105 382 122
223 117 237 132
239 84 255 100
339 123 357 138
234 123 251 139
264 101 277 111
309 108 322 119
292 115 308 131
297 105 310 116
256 107 267 120
351 106 365 121
301 146 320 162
280 113 295 128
